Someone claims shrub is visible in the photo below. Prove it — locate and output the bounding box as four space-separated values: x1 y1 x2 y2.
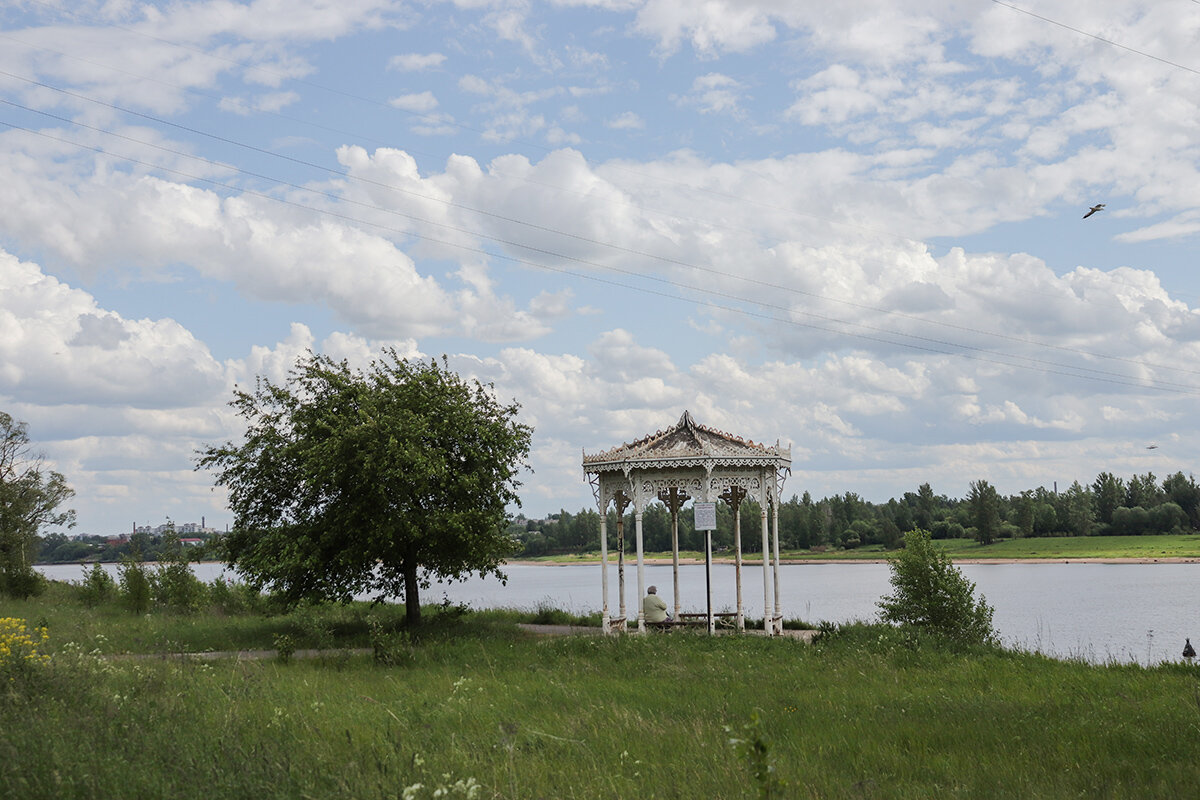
0 567 46 600
118 554 152 614
273 633 296 663
878 529 995 646
77 563 115 607
368 618 414 666
154 534 206 613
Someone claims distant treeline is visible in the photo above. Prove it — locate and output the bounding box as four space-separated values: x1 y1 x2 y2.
35 531 216 565
509 471 1200 557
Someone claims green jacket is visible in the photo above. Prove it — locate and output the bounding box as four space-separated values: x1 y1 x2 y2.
643 593 669 623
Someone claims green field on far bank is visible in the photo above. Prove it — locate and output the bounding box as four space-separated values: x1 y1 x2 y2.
3 586 1200 799
523 533 1200 564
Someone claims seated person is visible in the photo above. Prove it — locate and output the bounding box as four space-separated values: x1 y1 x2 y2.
643 585 671 626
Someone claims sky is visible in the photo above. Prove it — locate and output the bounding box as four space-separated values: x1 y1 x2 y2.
4 0 1200 536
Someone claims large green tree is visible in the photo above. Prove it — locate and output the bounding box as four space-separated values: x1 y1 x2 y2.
0 413 75 598
198 350 532 625
967 479 1001 545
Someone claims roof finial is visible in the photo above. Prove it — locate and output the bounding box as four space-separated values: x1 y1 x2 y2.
678 409 696 429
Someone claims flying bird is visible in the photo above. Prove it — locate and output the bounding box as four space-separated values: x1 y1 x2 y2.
1146 445 1159 450
1082 203 1106 219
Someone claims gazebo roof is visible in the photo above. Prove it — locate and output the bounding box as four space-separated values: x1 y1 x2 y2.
582 410 791 473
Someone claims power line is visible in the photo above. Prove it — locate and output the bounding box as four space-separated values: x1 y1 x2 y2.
5 4 1200 392
4 4 918 249
4 69 1200 383
989 0 1200 76
0 17 1182 325
4 114 1199 397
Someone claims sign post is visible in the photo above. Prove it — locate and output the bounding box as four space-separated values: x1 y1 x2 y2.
693 501 718 635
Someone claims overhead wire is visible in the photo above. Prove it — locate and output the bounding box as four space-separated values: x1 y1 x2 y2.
0 11 1181 320
8 1 916 247
3 69 1198 383
3 3 1200 393
989 0 1200 77
4 111 1200 397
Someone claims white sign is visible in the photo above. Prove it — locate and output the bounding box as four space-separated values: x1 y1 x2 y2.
693 501 717 530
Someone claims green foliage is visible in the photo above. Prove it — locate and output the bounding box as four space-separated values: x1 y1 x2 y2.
273 632 296 663
367 618 413 666
198 349 533 625
118 554 152 614
725 709 787 799
4 609 1200 799
77 563 115 608
0 413 74 596
968 479 1001 545
154 531 206 613
879 530 996 646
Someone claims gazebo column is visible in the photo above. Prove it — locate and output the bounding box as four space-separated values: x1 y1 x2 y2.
659 488 688 618
722 486 747 631
761 498 772 635
635 511 646 633
771 495 782 634
614 490 630 631
599 506 610 634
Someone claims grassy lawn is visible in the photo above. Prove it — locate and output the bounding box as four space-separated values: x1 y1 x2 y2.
4 586 1200 798
526 533 1200 564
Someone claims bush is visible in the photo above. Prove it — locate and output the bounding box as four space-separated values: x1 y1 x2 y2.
118 554 152 614
77 563 115 607
0 566 46 599
878 530 995 646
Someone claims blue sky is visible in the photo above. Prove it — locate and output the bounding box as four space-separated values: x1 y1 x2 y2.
4 0 1200 535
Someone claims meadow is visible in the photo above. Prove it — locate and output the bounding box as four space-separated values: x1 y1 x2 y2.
3 582 1200 799
530 533 1200 564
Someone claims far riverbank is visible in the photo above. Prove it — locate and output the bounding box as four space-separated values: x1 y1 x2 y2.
510 532 1200 566
508 555 1200 566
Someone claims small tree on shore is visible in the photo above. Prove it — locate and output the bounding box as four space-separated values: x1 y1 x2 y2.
878 529 995 646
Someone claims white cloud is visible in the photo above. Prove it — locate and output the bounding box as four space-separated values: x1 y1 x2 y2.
218 91 300 115
606 111 644 130
388 52 447 71
0 250 225 409
634 0 778 57
674 73 745 116
389 91 440 113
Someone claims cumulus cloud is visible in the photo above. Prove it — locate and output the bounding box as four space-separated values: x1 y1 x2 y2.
674 73 746 116
606 111 644 130
388 52 447 71
389 91 440 113
0 250 225 409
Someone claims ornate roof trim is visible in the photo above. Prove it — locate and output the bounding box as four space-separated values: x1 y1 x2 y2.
582 410 791 472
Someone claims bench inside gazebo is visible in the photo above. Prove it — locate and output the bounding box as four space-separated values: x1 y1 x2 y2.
581 411 792 635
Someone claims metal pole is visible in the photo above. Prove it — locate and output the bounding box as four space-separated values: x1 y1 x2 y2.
772 498 782 634
734 503 744 630
705 529 714 635
761 503 771 634
617 513 625 628
671 504 681 618
599 512 610 634
635 512 646 634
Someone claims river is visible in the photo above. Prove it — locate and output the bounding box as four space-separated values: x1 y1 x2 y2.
36 561 1200 665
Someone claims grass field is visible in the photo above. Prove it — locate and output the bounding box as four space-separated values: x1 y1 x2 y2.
3 584 1200 798
527 533 1200 564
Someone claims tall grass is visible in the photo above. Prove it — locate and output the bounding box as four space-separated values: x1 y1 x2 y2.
3 588 1200 798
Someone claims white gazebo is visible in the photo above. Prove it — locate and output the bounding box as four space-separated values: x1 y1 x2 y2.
581 411 791 635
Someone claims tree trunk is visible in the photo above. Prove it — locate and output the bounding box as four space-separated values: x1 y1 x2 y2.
403 559 421 626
